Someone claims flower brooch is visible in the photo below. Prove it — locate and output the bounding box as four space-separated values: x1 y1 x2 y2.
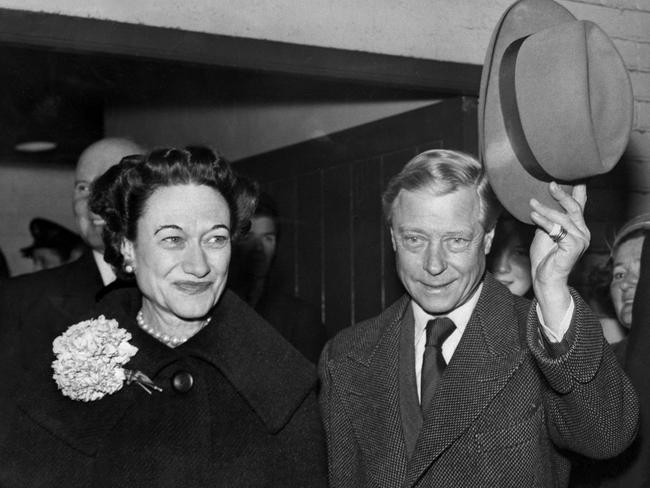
52 315 161 401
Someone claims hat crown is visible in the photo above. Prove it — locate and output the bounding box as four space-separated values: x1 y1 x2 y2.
479 0 633 224
513 20 632 180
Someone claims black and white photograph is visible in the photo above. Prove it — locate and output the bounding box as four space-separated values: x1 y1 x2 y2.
0 0 649 486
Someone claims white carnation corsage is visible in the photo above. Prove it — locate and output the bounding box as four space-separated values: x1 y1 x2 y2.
52 315 161 401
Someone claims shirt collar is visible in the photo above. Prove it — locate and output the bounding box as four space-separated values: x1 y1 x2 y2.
411 282 484 339
92 249 116 286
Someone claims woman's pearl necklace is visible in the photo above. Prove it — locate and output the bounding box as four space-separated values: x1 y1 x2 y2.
136 310 211 347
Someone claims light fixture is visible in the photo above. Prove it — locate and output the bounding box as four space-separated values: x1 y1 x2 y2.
14 140 58 153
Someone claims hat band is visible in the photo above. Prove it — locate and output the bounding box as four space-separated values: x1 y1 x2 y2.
499 36 564 183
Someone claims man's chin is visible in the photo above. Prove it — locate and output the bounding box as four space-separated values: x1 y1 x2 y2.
414 296 455 316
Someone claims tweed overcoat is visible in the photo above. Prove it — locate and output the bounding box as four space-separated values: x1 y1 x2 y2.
319 274 639 488
0 287 327 487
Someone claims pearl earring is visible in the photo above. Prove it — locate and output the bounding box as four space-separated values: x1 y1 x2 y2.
124 264 134 274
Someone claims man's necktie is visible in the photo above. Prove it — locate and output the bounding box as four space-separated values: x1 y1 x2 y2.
421 317 456 415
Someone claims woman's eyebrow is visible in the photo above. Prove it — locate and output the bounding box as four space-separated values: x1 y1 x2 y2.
210 224 230 232
154 224 182 235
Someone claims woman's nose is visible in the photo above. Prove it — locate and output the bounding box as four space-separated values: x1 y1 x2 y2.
182 244 210 277
621 272 639 290
493 253 511 274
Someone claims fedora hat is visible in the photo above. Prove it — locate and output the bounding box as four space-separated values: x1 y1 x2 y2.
479 0 633 224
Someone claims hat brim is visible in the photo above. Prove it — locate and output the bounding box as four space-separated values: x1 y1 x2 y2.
479 0 576 224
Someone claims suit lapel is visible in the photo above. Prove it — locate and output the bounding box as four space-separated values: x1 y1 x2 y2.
404 276 527 486
399 305 422 458
335 296 411 486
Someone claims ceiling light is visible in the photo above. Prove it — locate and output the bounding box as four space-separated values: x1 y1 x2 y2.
14 140 58 153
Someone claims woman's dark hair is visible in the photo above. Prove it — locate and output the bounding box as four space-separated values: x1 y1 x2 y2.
586 259 616 318
488 215 535 263
89 147 258 279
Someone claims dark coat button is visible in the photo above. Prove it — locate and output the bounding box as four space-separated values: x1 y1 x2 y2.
172 371 194 393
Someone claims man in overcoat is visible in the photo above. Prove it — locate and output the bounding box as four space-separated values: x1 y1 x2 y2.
0 138 143 403
318 150 639 487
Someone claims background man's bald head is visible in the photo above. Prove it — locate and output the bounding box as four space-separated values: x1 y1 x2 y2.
76 137 144 179
74 137 145 250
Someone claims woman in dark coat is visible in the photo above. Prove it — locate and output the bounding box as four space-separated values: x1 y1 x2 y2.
0 147 327 487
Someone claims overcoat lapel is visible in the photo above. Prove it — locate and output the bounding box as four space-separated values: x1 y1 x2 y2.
15 288 141 457
404 276 527 486
399 305 423 457
336 296 411 486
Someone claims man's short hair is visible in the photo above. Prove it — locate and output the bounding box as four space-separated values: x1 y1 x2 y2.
382 149 501 231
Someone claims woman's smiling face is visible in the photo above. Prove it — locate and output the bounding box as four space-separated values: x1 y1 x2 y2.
610 234 644 329
122 184 231 324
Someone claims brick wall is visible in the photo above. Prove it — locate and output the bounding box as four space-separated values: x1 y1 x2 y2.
561 0 650 224
555 0 650 295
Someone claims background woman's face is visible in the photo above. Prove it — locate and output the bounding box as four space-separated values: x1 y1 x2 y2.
490 236 532 297
610 235 644 329
123 184 231 323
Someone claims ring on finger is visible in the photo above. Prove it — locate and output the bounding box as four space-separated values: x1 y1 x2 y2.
549 224 568 243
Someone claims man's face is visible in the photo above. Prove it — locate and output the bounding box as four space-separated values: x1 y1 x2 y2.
610 235 644 329
73 140 140 251
237 216 277 279
390 186 493 315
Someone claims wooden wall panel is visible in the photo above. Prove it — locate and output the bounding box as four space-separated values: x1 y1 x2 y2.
323 165 353 335
237 97 477 338
296 170 324 321
352 157 383 323
264 178 298 295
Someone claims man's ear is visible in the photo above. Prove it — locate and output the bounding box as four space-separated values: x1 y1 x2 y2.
121 238 135 264
390 227 397 252
484 228 495 255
